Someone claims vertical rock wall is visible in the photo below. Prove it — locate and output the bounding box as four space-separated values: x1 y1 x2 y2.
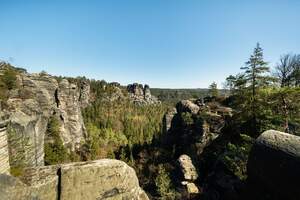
0 118 10 174
5 73 89 167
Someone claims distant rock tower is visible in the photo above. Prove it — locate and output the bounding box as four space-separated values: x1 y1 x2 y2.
127 83 160 105
0 114 10 174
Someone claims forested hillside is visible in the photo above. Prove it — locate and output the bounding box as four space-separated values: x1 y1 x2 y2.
0 43 299 200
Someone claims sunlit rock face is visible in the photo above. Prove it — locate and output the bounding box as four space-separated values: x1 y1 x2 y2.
127 83 160 105
0 116 10 174
0 159 149 200
5 72 89 167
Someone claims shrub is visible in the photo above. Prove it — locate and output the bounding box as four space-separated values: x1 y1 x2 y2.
44 116 69 165
155 165 176 200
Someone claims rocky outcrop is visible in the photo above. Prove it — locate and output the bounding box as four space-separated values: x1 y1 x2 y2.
247 130 300 200
56 79 87 150
163 107 177 133
176 100 200 115
5 72 89 167
79 80 90 108
170 98 231 156
0 115 10 174
178 155 200 196
0 159 149 200
178 154 198 181
127 83 160 105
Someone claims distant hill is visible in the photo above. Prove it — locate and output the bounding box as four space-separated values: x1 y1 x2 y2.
151 88 227 105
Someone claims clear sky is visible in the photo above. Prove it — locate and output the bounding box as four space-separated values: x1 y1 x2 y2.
1 0 300 88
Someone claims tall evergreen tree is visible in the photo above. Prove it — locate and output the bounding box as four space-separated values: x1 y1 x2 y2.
240 43 270 135
208 81 219 97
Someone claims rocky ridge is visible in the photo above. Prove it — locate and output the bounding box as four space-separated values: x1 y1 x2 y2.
0 159 149 200
4 72 89 167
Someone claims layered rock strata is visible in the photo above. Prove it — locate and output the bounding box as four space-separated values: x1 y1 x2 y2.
0 116 10 174
5 72 89 167
0 159 149 200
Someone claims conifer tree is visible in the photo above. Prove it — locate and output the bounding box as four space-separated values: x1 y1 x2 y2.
208 81 219 97
240 43 271 135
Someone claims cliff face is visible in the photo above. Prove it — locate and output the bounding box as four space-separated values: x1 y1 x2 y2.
0 116 10 174
5 72 89 167
0 159 149 200
127 83 160 105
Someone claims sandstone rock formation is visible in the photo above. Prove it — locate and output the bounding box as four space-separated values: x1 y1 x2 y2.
178 154 200 196
0 115 10 174
5 72 89 167
0 159 149 200
247 130 300 200
178 154 198 181
171 98 231 156
127 83 160 105
176 100 200 114
163 107 177 133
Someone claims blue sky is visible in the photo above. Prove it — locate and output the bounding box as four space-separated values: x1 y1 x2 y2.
1 0 300 88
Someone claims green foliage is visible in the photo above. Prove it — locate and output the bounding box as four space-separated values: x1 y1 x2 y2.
220 134 254 180
81 79 168 160
239 43 272 135
180 112 194 127
0 62 18 103
155 165 176 200
2 68 17 90
84 123 128 159
223 43 300 137
151 88 210 105
209 81 219 97
44 116 69 165
258 87 300 135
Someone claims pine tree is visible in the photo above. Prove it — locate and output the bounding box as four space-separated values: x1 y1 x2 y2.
240 43 271 135
208 81 219 97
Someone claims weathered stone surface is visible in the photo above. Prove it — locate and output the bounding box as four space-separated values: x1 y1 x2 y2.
127 83 160 105
56 79 87 150
163 107 177 133
60 159 149 200
176 100 200 114
0 168 58 200
247 130 300 200
0 159 148 200
186 182 200 194
79 80 90 108
0 116 10 174
178 154 198 181
5 72 89 167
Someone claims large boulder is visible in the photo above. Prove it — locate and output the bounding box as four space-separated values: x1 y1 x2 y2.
0 159 149 200
176 100 200 115
247 130 300 200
